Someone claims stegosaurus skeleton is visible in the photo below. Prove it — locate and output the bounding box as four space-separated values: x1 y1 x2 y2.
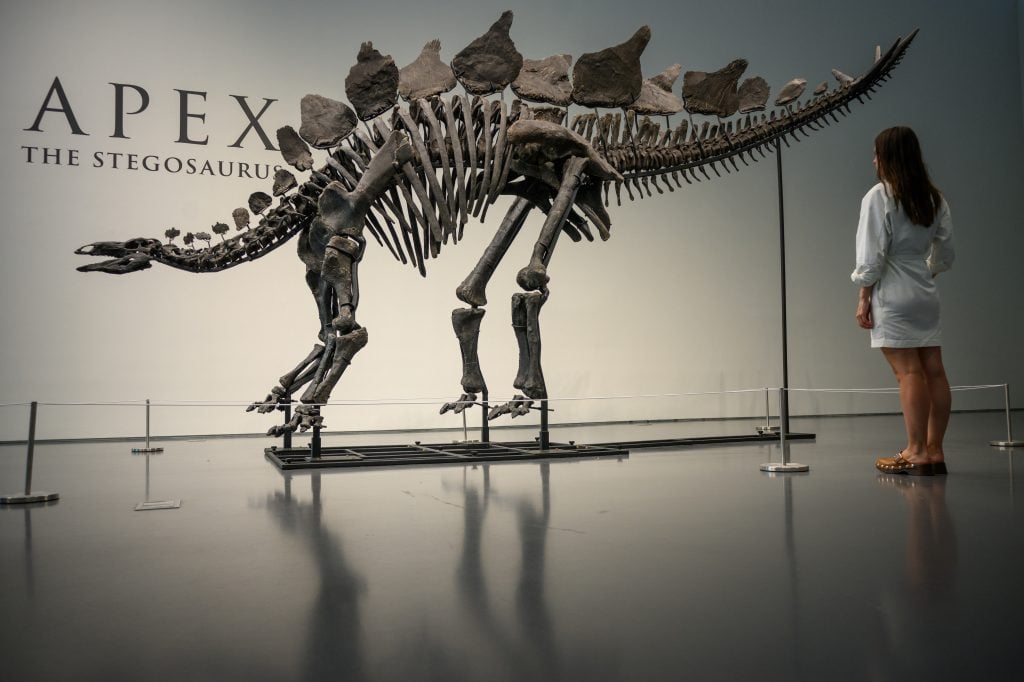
76 12 918 435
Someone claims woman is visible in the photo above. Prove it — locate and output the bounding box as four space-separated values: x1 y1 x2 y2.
851 126 955 476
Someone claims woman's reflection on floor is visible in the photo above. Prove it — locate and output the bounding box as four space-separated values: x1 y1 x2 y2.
263 473 367 682
881 475 958 603
871 474 959 679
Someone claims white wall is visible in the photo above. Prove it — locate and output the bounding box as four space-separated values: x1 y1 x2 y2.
1 0 1022 440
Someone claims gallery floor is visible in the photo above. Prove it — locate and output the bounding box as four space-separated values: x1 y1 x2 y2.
1 412 1021 681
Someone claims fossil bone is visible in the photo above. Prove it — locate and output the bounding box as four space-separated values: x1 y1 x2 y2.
451 10 523 96
628 64 684 116
737 76 770 113
774 78 807 106
683 59 747 117
399 40 457 101
345 42 400 121
832 68 855 86
277 125 314 171
511 54 573 106
571 26 651 108
299 94 358 149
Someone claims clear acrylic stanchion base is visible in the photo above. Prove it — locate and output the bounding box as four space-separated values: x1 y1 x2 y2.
759 462 809 473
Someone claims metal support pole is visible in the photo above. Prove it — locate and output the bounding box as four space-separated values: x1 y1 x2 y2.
991 383 1023 448
776 141 791 434
481 388 490 444
539 400 550 451
461 410 469 443
283 398 293 450
760 388 808 472
757 386 779 435
131 399 163 453
1 402 59 504
310 407 322 460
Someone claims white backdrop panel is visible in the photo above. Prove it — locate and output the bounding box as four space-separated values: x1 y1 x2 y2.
1 0 1021 439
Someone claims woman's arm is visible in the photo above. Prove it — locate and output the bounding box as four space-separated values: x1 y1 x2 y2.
851 186 890 287
927 198 955 276
856 285 874 329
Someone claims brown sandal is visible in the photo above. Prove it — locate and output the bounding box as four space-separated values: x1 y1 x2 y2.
875 452 934 476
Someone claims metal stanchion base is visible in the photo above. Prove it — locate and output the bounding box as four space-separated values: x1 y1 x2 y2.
759 462 809 473
131 447 164 453
135 500 181 511
756 425 780 435
1 491 60 504
990 440 1024 448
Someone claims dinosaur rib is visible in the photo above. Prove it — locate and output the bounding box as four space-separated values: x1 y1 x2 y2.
440 97 470 229
417 99 458 237
472 99 496 217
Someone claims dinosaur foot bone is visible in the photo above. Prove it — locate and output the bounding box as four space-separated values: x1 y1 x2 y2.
267 404 324 436
487 394 535 420
248 386 286 414
440 393 478 415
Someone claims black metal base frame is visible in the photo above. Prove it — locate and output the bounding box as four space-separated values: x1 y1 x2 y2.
594 431 815 450
266 440 628 470
264 431 815 470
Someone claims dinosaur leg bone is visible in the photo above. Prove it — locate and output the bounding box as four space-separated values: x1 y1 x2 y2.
322 234 365 334
488 290 546 420
307 328 370 406
516 157 587 292
442 198 535 418
273 327 368 436
274 131 408 434
452 308 486 394
440 307 486 416
456 196 533 307
251 235 330 419
517 291 548 399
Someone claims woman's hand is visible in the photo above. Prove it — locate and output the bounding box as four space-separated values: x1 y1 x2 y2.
856 287 874 329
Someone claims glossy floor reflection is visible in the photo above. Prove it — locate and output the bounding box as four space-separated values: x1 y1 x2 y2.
1 413 1022 681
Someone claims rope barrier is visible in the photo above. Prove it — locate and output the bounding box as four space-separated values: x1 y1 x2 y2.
0 383 1009 409
786 384 1004 394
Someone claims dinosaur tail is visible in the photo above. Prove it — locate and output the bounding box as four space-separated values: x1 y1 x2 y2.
75 171 324 275
601 29 920 192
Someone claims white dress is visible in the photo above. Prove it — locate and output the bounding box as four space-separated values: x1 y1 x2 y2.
851 183 955 348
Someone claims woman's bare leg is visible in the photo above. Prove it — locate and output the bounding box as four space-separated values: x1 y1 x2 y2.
918 346 951 462
881 347 930 463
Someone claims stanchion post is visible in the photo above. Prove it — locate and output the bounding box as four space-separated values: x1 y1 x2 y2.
283 398 293 450
24 402 37 494
480 388 490 444
310 406 322 460
991 383 1023 448
132 399 163 453
1 401 60 504
757 386 779 435
760 388 809 473
540 399 548 450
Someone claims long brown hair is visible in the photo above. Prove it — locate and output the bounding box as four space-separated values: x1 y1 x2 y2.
874 126 942 227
